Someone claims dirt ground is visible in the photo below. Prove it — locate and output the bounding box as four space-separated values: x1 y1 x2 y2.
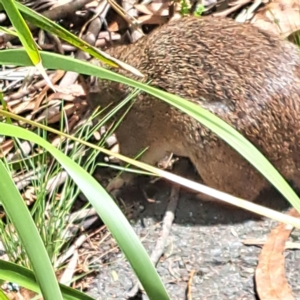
86 169 300 300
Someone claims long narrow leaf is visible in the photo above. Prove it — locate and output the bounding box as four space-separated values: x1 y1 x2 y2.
1 0 39 65
0 49 299 213
0 260 94 300
1 0 54 89
0 160 63 300
11 1 142 76
0 123 170 300
2 109 300 228
0 288 9 300
0 26 17 36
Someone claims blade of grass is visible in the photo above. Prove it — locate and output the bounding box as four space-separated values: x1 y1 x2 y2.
0 25 17 36
0 49 299 213
0 0 54 89
2 110 300 229
1 0 39 65
0 123 170 300
0 288 9 300
0 260 94 300
0 160 63 300
4 1 143 77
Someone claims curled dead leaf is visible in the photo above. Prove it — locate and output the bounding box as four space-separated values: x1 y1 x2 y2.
134 3 170 16
255 208 299 300
252 0 300 39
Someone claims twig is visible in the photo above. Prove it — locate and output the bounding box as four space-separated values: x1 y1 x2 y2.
127 184 180 298
186 270 196 300
149 184 180 265
59 1 111 87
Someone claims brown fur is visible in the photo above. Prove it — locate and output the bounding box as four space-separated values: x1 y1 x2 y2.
87 16 300 201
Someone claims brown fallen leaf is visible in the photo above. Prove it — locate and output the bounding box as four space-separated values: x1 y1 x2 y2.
0 139 14 157
52 83 85 98
12 100 36 115
108 13 128 32
44 103 76 124
33 70 65 111
255 208 299 300
251 0 300 39
134 3 170 16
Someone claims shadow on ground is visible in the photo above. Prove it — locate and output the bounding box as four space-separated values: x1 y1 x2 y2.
118 173 291 226
88 160 299 300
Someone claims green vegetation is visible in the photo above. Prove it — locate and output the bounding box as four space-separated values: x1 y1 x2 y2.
0 2 299 300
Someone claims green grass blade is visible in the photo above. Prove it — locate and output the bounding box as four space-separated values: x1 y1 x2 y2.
1 49 299 212
0 288 9 300
0 25 17 35
0 0 55 89
13 1 141 76
1 0 40 65
14 2 116 67
0 123 170 300
0 260 94 300
0 160 63 300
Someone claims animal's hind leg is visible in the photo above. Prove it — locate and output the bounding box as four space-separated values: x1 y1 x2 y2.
190 143 269 203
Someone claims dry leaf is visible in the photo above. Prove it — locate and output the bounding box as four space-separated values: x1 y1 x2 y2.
108 14 128 32
43 103 76 124
252 0 300 39
255 208 299 300
12 100 35 115
53 84 85 97
0 139 14 157
134 3 170 16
